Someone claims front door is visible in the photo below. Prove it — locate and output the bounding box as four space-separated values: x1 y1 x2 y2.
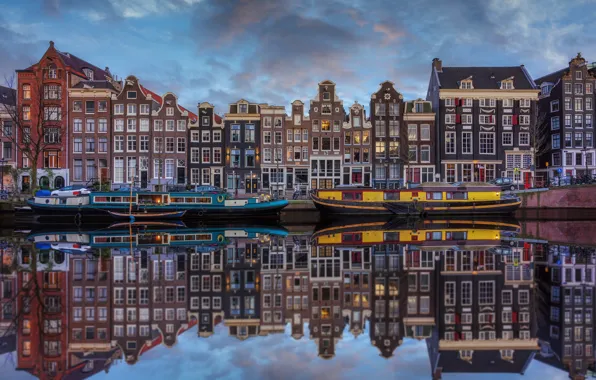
478 167 485 182
214 173 221 188
364 173 371 187
140 171 148 189
21 176 30 192
177 167 185 185
524 172 532 188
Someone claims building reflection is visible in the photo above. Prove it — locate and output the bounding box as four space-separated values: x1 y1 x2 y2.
2 219 595 379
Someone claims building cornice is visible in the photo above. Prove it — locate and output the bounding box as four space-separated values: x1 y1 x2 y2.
439 338 538 350
404 114 435 121
68 88 116 98
224 114 261 121
439 89 539 100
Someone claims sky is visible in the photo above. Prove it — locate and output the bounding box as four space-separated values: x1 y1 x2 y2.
1 0 596 115
2 322 571 380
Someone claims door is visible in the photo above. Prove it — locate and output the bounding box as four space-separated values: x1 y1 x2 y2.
524 172 532 189
364 173 371 187
214 174 221 188
286 173 293 190
177 167 185 185
140 171 148 189
478 168 485 182
21 176 30 192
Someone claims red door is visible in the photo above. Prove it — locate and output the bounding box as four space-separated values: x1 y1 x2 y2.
524 172 532 189
478 168 485 182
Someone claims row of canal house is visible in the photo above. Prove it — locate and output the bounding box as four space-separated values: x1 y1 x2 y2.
8 40 596 191
14 235 596 378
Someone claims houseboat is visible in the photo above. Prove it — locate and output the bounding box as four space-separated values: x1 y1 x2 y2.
26 222 289 251
312 219 521 249
26 190 289 220
310 182 521 216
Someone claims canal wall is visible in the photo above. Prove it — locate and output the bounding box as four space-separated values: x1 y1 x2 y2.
520 219 596 247
518 185 596 209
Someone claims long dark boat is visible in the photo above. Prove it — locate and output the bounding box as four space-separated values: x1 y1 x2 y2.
310 182 521 216
26 188 288 220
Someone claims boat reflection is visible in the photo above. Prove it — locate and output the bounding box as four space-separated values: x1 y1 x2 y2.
1 218 594 379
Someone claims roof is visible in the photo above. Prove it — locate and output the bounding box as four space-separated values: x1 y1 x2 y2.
179 105 197 121
534 68 568 85
0 85 16 106
214 114 222 123
437 66 536 90
437 349 534 374
139 85 163 106
405 100 433 113
72 80 117 91
57 50 110 80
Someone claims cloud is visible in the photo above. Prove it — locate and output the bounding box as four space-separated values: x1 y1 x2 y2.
41 0 203 20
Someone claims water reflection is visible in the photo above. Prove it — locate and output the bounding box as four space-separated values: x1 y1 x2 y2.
0 218 594 379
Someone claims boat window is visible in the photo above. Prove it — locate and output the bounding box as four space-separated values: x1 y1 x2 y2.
94 197 108 202
343 193 354 200
384 192 400 201
446 231 467 240
110 197 123 202
426 231 442 240
197 197 212 204
447 192 468 200
426 192 443 200
383 232 399 242
354 192 363 200
185 198 195 203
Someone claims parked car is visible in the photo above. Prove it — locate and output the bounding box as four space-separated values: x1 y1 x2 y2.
190 185 226 194
550 176 572 186
488 177 517 191
51 185 91 197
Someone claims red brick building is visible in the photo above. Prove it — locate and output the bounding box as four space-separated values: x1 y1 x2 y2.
16 41 111 190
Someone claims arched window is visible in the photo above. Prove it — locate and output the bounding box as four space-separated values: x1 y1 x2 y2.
39 176 50 189
53 251 65 264
54 176 65 189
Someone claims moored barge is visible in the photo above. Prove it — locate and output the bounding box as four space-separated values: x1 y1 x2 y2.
26 190 288 220
310 183 521 216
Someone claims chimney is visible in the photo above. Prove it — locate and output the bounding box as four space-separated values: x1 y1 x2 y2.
49 40 54 48
432 58 443 72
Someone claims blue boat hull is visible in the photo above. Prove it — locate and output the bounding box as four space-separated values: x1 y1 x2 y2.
27 198 288 220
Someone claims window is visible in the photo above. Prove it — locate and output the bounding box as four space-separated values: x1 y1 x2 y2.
245 124 255 142
551 100 559 112
480 132 495 154
551 116 560 130
479 281 494 305
408 125 417 140
503 115 513 126
127 104 136 116
519 132 530 146
445 282 455 306
420 146 430 162
140 104 150 115
445 132 456 154
231 125 240 142
154 120 163 131
462 131 472 154
565 97 572 110
85 137 95 152
166 120 175 131
575 98 583 111
587 97 593 111
502 132 513 146
552 134 561 149
461 281 472 306
445 114 456 124
44 85 61 100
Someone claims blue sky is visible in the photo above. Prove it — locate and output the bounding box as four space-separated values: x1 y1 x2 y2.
1 0 595 115
2 322 570 379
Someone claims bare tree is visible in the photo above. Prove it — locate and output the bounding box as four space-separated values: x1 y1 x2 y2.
1 74 65 194
531 105 549 187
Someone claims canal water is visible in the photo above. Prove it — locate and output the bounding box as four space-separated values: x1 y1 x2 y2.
0 216 592 380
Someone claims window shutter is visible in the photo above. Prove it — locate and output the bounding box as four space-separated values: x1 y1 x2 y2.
455 313 461 324
489 115 494 123
455 98 460 106
513 115 518 125
456 114 461 124
512 312 518 323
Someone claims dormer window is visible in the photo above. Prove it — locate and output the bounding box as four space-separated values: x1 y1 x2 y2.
415 102 424 113
82 68 93 80
127 91 137 99
166 107 174 116
500 349 514 361
294 114 301 125
353 117 361 127
459 350 473 361
202 116 210 126
323 92 331 101
238 103 248 113
541 83 553 96
47 65 57 79
460 80 473 90
321 104 332 115
500 80 514 90
576 71 583 80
